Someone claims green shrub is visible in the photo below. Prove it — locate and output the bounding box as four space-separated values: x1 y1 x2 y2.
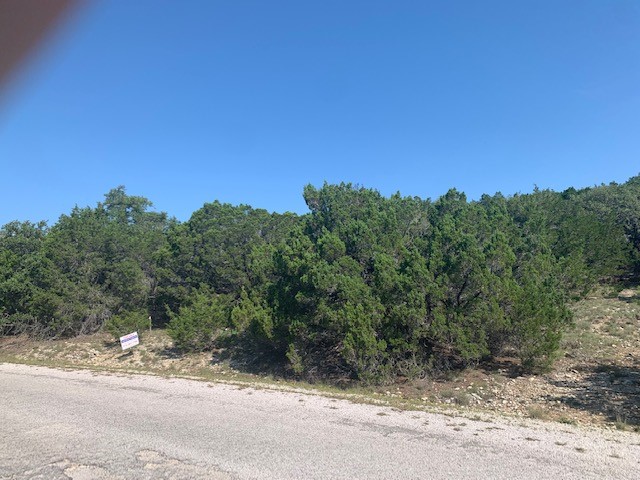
230 288 274 340
104 310 150 342
511 267 572 371
166 289 230 351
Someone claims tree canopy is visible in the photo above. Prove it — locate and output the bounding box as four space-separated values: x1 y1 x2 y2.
2 176 638 382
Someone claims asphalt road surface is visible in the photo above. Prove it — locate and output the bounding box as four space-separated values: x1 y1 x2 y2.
1 363 638 479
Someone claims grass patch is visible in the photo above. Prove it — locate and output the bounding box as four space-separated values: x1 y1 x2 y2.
614 416 631 431
440 388 471 406
526 406 549 420
558 416 576 425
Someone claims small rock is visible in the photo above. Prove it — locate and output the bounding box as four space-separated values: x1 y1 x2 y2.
618 289 636 301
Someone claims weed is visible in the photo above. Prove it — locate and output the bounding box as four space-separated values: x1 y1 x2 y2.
614 416 630 431
440 388 471 406
526 406 549 420
558 416 576 425
467 381 489 396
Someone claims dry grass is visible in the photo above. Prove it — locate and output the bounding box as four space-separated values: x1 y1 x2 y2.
526 405 550 420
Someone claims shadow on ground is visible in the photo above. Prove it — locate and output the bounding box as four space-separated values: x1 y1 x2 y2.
546 362 640 426
210 347 290 378
208 345 358 388
479 356 523 379
157 345 183 360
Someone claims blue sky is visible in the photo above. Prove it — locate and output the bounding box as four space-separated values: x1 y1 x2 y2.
1 0 639 225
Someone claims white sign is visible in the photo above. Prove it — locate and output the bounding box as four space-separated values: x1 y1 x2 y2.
120 331 139 350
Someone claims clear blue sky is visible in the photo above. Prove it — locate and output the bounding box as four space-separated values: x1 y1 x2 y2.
1 0 639 225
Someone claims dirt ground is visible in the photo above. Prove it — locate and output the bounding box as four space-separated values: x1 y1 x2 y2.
1 289 639 432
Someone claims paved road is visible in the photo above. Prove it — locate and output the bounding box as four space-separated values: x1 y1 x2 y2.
1 363 638 479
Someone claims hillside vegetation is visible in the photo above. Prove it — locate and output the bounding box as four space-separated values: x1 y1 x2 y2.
1 176 639 384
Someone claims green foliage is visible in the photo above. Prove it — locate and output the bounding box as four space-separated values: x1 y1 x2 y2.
230 288 274 340
166 288 231 351
104 310 151 342
2 175 639 384
511 254 572 371
0 187 170 338
156 201 300 321
235 183 571 380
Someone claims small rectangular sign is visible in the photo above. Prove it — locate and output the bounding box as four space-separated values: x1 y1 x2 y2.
120 331 139 350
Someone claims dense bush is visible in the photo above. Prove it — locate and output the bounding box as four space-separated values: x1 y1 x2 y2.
105 310 151 342
229 184 574 379
166 288 231 351
2 175 639 382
